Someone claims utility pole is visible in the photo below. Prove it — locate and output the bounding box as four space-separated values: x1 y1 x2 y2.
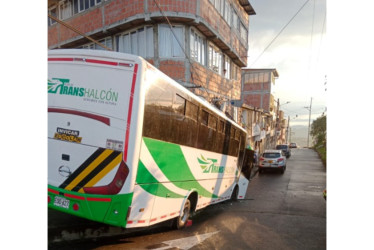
276 98 280 144
304 97 312 148
286 116 290 144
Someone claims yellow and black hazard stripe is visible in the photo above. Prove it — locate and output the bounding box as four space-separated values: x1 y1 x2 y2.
59 148 122 193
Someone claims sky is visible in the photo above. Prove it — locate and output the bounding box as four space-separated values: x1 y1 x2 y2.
245 0 327 127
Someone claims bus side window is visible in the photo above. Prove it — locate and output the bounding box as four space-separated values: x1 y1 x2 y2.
173 94 186 115
239 131 246 158
143 80 173 141
218 120 225 133
229 127 237 156
200 109 209 126
216 119 225 153
185 101 198 147
206 113 217 151
222 121 231 155
170 94 186 145
197 109 209 150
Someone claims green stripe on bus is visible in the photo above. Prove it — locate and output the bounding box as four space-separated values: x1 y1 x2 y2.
143 137 218 198
136 160 185 198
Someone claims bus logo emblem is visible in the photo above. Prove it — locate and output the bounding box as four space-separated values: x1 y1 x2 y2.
197 155 235 174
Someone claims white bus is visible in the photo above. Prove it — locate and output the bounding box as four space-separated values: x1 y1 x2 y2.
48 49 250 229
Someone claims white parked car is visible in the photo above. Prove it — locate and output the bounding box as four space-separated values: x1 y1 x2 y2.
259 150 287 174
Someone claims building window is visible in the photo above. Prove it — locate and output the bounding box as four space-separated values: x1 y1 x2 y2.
224 1 231 25
232 10 239 31
224 55 231 79
81 37 113 50
214 0 223 15
190 29 206 65
159 25 185 58
233 107 238 123
73 0 101 14
210 0 230 23
48 6 57 26
208 43 222 74
240 22 248 44
48 0 102 26
116 26 154 58
59 1 73 20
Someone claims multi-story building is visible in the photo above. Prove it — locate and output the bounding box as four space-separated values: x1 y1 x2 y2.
241 68 278 113
277 110 288 145
48 0 255 121
240 68 281 152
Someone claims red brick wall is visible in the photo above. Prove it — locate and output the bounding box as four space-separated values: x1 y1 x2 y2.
263 82 270 91
243 94 261 108
231 38 240 57
262 93 270 111
62 8 103 41
243 83 262 92
159 60 186 82
105 0 144 25
147 0 196 14
48 25 59 47
190 62 241 100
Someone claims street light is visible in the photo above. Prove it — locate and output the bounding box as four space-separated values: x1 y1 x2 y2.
280 101 290 106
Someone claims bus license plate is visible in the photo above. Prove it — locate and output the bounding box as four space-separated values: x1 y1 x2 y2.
54 196 70 209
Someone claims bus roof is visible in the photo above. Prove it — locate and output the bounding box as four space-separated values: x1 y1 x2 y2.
48 49 246 134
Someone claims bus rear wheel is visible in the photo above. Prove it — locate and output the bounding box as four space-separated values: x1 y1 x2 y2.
173 199 191 229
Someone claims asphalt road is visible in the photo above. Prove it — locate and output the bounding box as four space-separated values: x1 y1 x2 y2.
49 148 326 249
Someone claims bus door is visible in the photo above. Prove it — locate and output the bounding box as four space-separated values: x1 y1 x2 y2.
237 148 254 199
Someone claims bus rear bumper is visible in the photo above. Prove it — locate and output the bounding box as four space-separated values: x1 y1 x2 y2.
48 185 133 228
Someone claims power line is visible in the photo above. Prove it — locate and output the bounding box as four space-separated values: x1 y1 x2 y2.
250 0 311 67
152 0 213 100
316 10 326 65
307 0 316 78
48 14 112 51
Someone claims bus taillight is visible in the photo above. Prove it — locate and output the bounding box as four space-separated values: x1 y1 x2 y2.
73 203 79 211
83 161 129 195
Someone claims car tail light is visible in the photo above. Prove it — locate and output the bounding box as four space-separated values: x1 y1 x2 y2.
48 196 51 203
83 161 129 195
259 157 264 161
277 158 284 162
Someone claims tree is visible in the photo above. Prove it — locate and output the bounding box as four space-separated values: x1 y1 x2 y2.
310 114 326 166
310 115 326 147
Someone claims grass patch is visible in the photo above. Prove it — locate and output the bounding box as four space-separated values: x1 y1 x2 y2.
314 144 326 167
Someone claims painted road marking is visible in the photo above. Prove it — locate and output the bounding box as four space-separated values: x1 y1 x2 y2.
152 231 220 250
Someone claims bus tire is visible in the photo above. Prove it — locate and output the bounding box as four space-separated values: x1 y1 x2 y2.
173 199 191 229
231 185 239 201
